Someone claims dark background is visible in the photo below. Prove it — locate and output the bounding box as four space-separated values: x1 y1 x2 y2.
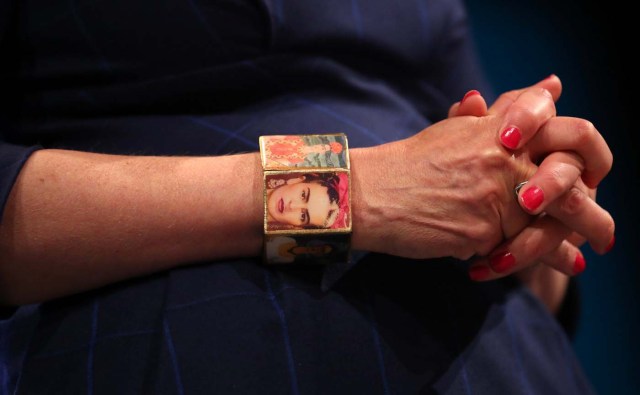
465 1 639 393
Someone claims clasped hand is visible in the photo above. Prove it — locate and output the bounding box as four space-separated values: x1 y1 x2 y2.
351 75 614 280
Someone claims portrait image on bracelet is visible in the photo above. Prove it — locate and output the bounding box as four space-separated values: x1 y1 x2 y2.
264 171 350 232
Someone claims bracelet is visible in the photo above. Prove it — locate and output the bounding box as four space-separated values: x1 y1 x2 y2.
259 133 351 265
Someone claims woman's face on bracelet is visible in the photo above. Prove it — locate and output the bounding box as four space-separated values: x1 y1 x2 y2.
267 182 339 228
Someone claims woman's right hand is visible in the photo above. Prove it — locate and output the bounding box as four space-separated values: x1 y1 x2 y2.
349 77 614 272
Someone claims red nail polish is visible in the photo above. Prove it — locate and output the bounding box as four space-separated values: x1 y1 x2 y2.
574 253 586 275
489 252 516 273
521 186 544 212
469 265 491 281
605 235 615 253
500 126 521 149
461 90 480 104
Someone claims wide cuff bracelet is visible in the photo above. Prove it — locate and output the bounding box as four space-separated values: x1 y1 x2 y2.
259 134 351 265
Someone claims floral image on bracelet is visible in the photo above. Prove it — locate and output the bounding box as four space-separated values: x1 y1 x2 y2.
265 171 350 231
260 134 348 169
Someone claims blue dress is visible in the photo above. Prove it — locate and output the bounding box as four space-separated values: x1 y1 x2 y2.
0 0 595 393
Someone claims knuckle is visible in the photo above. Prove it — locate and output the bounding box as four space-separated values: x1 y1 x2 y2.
545 167 568 192
465 223 501 255
509 105 537 123
573 119 597 145
510 89 556 122
465 223 492 243
548 247 575 275
472 182 505 212
479 147 511 170
539 163 576 195
519 237 539 260
537 87 553 99
520 229 553 259
559 187 585 215
498 90 519 104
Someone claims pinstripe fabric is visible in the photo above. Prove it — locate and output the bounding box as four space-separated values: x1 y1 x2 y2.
0 1 596 394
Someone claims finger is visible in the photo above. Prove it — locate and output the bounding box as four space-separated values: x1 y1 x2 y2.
516 151 583 214
520 189 592 250
448 102 460 118
499 155 539 241
560 187 595 249
468 215 578 281
495 87 557 150
519 167 614 254
538 240 587 276
527 117 613 188
488 215 572 275
544 183 615 254
457 90 488 117
518 156 615 254
566 230 587 249
448 90 488 118
489 74 562 115
470 241 585 282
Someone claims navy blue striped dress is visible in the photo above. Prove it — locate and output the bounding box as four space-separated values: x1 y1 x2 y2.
0 1 595 394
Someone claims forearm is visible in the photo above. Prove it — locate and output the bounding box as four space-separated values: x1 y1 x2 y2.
0 149 264 304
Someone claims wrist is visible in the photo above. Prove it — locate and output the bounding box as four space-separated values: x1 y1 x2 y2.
349 146 384 253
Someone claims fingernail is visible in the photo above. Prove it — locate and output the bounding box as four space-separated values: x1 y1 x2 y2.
545 74 557 80
461 90 481 104
500 126 521 149
469 265 491 281
605 235 615 253
574 253 586 275
521 186 544 212
489 252 516 273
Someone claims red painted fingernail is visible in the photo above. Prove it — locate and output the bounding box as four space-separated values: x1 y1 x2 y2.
521 186 544 212
573 253 586 275
489 252 516 273
469 265 491 281
461 90 481 104
500 126 521 149
605 235 615 253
